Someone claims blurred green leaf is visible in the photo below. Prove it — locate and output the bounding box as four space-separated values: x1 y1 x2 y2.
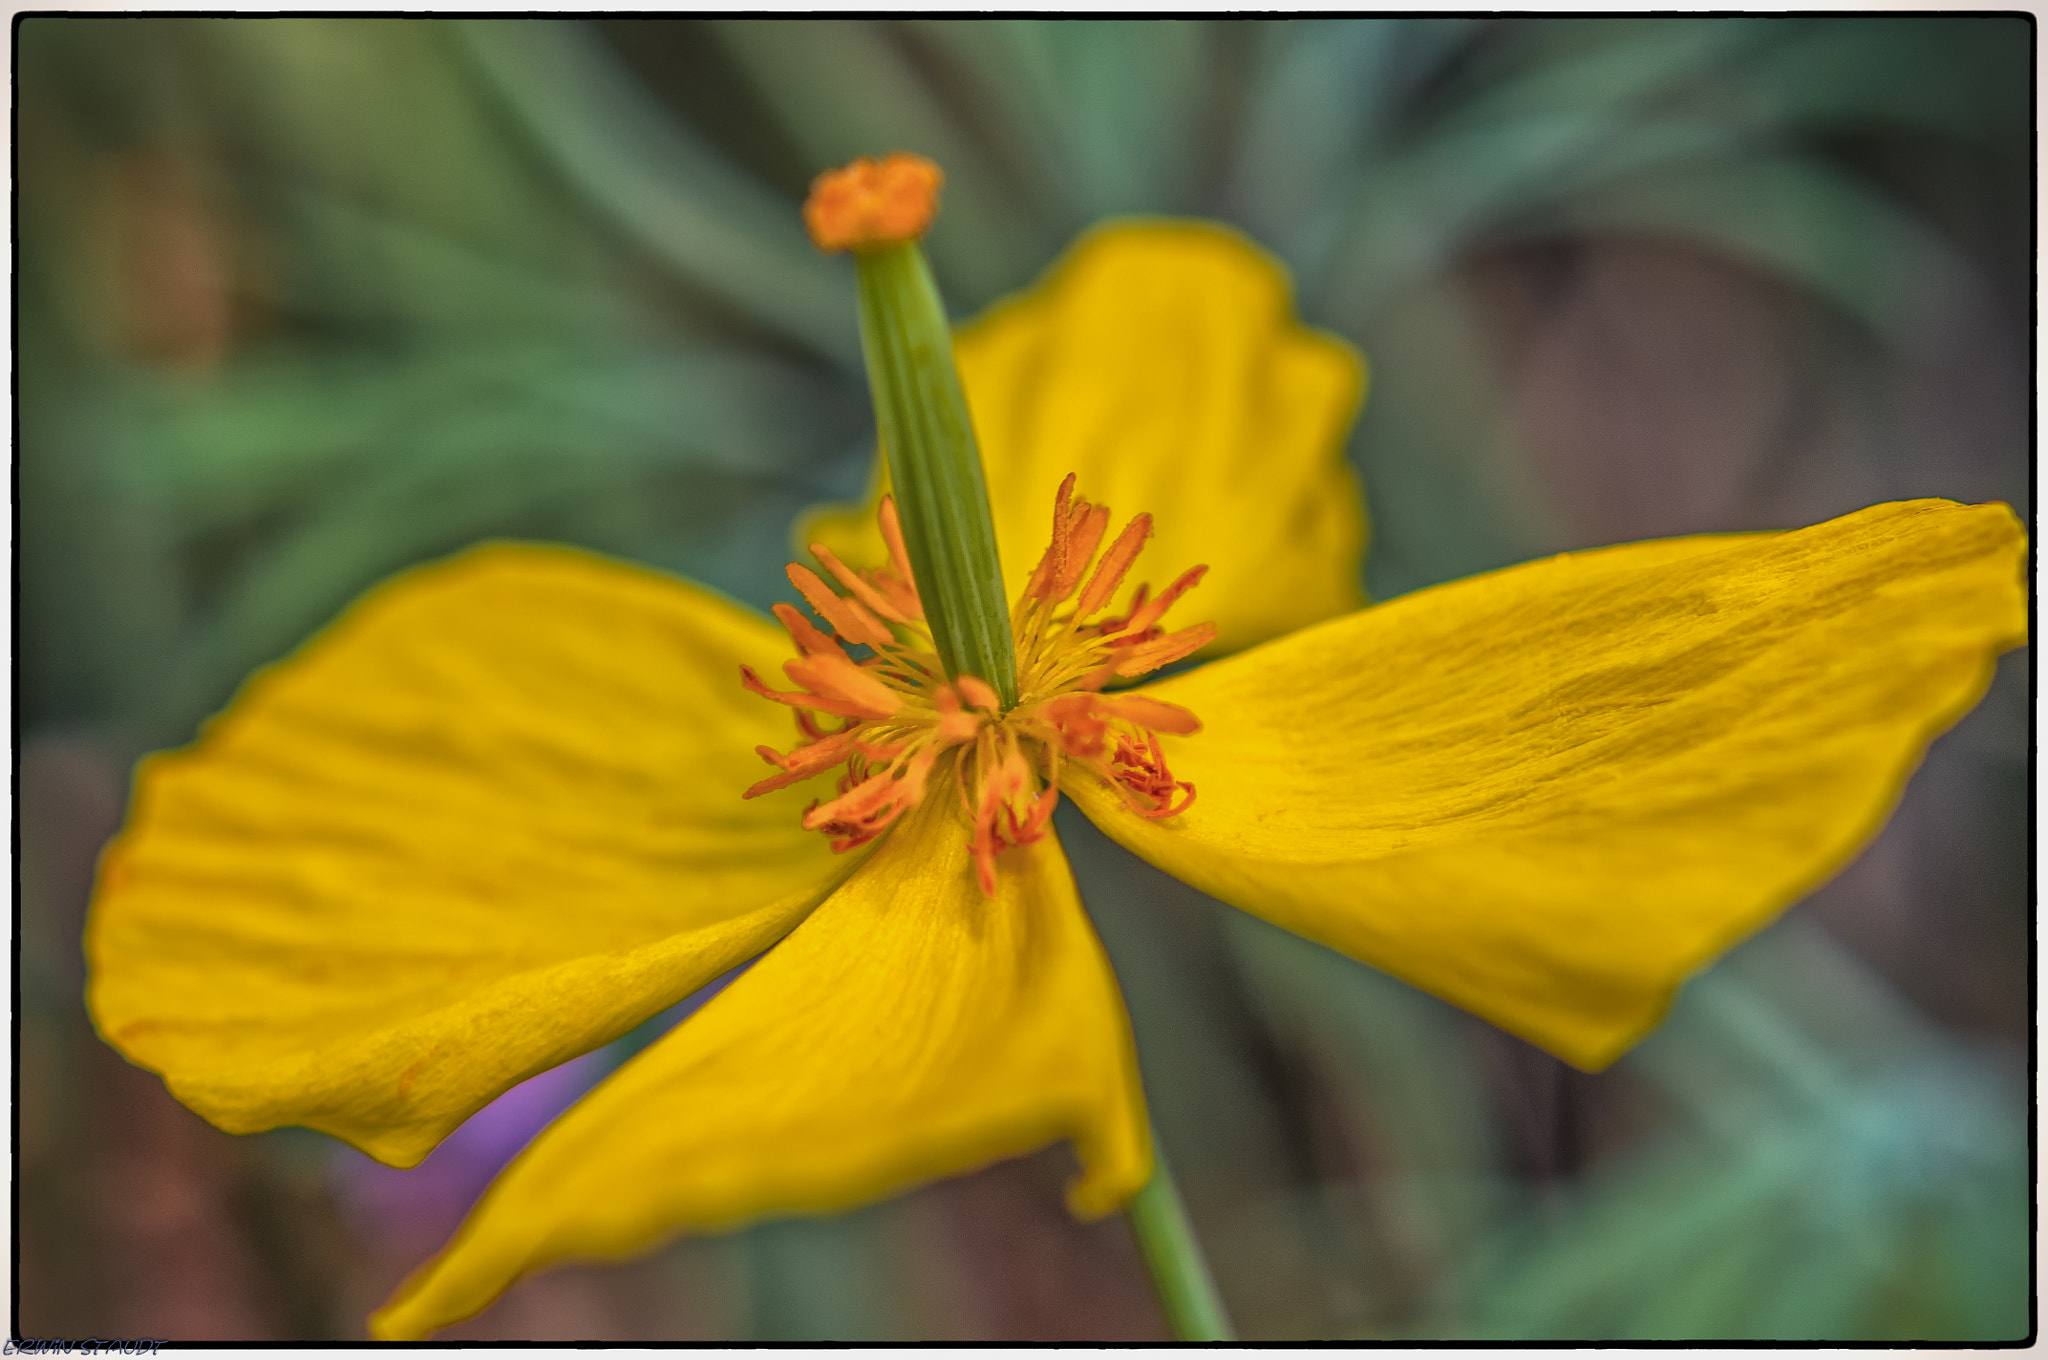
708 19 1052 308
104 342 854 521
1452 935 2028 1340
1526 154 1977 343
1738 17 2031 143
452 20 860 365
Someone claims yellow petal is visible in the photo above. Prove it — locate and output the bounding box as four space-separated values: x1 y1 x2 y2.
805 221 1368 651
86 544 851 1166
369 778 1151 1341
1067 500 2026 1070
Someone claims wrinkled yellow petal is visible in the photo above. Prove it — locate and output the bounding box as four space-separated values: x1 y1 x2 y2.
1068 500 2026 1070
806 221 1367 651
369 781 1151 1341
87 544 850 1166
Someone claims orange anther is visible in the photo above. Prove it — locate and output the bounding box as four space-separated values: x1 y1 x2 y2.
804 154 944 254
955 675 1002 711
932 686 981 745
1074 514 1153 618
875 497 924 619
1109 565 1209 640
1055 506 1113 603
812 543 917 627
742 664 878 722
788 563 895 650
1022 474 1079 602
770 602 844 660
744 727 866 798
1108 732 1196 819
1112 622 1218 677
783 651 903 720
1095 693 1202 736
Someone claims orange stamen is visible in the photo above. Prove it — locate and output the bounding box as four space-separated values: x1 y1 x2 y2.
1112 622 1218 677
743 473 1212 894
1108 732 1196 818
1107 565 1209 640
741 664 882 721
878 498 916 589
744 727 866 798
1054 506 1113 604
1073 514 1152 619
787 563 895 650
955 675 1002 711
1022 474 1080 603
931 685 981 745
770 602 845 660
783 651 904 720
811 542 918 627
1093 693 1203 736
868 497 926 623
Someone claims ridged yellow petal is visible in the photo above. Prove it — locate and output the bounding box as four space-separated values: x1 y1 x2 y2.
1068 500 2026 1070
806 221 1367 651
86 544 849 1166
368 783 1152 1341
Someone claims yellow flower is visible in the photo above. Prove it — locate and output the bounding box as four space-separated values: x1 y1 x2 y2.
84 221 2024 1340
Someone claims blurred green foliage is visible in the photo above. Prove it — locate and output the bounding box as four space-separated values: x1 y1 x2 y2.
18 17 2030 1341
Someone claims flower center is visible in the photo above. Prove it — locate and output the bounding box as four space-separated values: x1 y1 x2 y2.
742 475 1216 894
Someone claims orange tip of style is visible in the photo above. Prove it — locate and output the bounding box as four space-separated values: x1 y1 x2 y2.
804 153 944 253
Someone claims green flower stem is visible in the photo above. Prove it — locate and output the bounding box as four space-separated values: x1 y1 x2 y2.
1127 1138 1236 1341
851 240 1017 707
